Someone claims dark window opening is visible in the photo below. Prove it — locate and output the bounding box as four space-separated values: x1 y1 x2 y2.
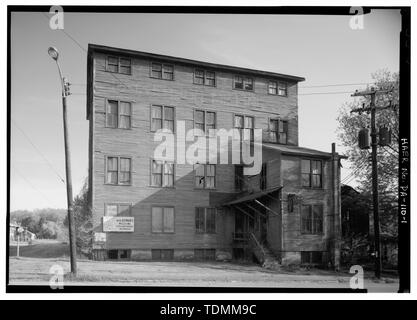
301 251 323 265
301 159 322 188
260 163 267 190
107 250 118 259
301 205 323 234
194 249 216 261
152 249 174 260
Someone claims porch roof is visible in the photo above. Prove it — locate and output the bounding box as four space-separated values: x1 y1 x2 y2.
223 186 283 206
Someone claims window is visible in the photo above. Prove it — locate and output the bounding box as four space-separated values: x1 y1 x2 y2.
194 164 216 189
287 194 296 213
106 100 132 129
151 207 175 233
234 76 253 91
152 249 174 260
194 69 216 86
105 203 132 216
235 165 244 191
151 105 175 132
278 82 287 96
151 160 174 187
260 163 267 190
301 205 323 234
106 156 132 185
195 208 216 233
269 119 288 144
234 115 254 141
151 62 174 80
268 81 278 95
301 159 322 188
194 110 216 135
301 251 323 264
194 249 216 260
106 56 131 75
268 81 287 96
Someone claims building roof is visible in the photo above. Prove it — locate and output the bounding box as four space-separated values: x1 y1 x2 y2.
86 44 305 119
260 143 335 159
223 186 283 206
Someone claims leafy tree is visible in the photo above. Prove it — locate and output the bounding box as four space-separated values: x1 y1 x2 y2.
337 69 398 236
63 179 93 255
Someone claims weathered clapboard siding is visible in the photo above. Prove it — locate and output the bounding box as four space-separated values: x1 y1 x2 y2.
87 45 341 264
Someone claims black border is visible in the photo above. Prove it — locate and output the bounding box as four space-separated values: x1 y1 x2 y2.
6 5 410 294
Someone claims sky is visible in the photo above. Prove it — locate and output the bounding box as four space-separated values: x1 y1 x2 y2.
10 9 401 211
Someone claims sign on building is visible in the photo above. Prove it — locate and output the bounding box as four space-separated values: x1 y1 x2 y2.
103 216 134 232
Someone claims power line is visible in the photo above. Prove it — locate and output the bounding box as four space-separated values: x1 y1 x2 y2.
12 165 57 207
341 157 369 184
12 118 66 184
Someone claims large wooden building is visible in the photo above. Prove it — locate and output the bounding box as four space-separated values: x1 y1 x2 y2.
86 44 344 268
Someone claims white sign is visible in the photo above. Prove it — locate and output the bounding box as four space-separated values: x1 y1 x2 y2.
103 216 134 232
94 232 107 243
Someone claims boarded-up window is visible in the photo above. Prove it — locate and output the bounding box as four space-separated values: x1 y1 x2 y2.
151 105 175 132
106 156 132 185
301 205 323 234
152 206 175 233
119 58 131 75
195 208 216 233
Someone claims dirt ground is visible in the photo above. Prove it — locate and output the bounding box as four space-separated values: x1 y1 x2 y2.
8 256 399 292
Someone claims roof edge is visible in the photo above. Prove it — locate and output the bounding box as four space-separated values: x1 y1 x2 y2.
87 43 305 82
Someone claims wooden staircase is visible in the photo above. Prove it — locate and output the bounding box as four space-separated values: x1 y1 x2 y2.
249 233 281 270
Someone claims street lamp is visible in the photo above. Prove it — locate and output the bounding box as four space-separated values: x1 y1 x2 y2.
48 46 77 276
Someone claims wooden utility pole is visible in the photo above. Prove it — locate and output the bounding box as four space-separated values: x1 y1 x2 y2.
351 87 392 279
48 47 77 275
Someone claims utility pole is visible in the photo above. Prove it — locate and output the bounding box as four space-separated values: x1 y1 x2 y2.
48 47 77 275
351 87 392 279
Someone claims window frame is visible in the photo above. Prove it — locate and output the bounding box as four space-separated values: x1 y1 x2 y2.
268 118 288 144
301 204 324 235
194 164 216 189
150 62 175 81
151 206 175 234
104 203 133 217
193 68 216 87
105 56 132 75
301 158 323 189
268 80 288 96
105 155 133 186
150 105 176 133
260 162 267 190
105 99 132 129
150 159 175 188
233 113 255 142
233 75 254 92
195 207 217 234
193 109 217 135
